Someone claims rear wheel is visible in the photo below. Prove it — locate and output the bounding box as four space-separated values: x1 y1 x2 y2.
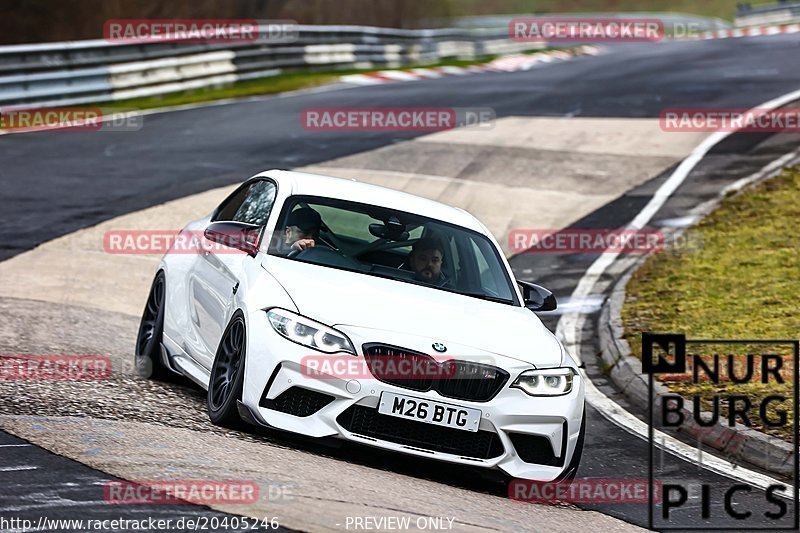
207 312 247 429
135 271 171 380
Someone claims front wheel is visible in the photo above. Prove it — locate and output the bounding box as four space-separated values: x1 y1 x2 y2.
207 312 247 428
135 271 171 380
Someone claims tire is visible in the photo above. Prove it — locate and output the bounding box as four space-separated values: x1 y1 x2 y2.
207 312 247 429
135 271 172 380
558 405 586 483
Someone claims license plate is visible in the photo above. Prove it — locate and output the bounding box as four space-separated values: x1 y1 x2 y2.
378 392 482 432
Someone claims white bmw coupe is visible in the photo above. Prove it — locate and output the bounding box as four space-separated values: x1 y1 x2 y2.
135 170 585 482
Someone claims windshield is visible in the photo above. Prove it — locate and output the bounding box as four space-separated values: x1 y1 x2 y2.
267 195 519 305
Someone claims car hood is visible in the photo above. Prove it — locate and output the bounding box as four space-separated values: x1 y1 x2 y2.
262 257 563 367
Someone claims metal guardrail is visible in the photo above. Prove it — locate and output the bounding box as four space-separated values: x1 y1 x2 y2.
735 1 800 26
0 24 543 109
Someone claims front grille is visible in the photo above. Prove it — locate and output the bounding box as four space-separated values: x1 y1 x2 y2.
509 425 567 466
337 404 504 459
436 360 510 402
363 343 509 402
260 386 334 417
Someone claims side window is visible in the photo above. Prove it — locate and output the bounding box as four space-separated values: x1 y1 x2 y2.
215 180 277 225
233 181 277 225
214 185 250 222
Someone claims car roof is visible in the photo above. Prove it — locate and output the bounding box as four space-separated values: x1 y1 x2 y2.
261 169 486 233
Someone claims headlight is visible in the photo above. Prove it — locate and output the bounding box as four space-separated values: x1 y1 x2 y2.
511 368 576 396
266 308 355 355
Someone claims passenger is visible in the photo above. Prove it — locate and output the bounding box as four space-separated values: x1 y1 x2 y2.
282 207 321 254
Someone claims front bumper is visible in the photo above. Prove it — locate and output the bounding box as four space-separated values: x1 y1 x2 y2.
242 315 585 482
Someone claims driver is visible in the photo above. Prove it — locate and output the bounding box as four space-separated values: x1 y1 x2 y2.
281 207 321 254
408 238 451 287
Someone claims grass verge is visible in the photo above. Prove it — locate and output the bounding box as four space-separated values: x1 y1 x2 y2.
104 71 342 111
622 166 800 440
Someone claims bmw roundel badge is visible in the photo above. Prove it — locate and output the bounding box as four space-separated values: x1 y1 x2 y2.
432 342 447 353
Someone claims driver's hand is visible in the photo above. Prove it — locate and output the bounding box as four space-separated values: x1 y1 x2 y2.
291 239 315 251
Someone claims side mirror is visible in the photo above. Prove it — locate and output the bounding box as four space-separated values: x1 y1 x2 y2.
518 280 557 311
203 221 262 256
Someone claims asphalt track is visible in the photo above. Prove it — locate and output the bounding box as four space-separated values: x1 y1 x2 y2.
1 34 800 531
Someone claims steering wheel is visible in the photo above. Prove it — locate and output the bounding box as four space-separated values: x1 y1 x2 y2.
286 234 338 259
